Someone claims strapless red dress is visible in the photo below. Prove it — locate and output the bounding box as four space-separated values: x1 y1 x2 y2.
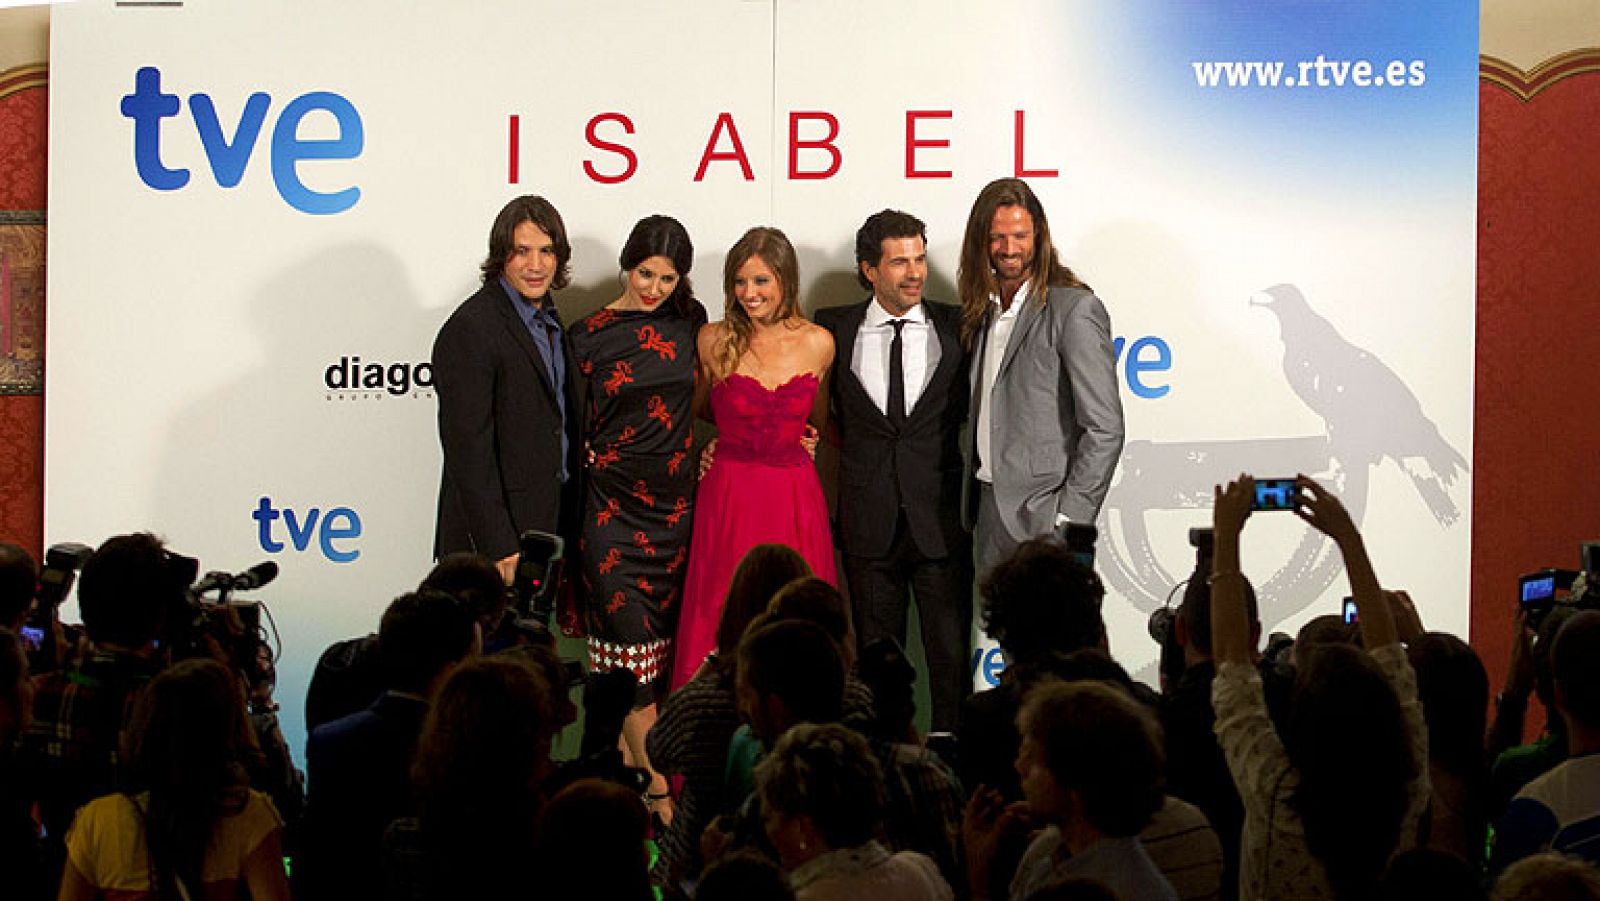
668 372 836 688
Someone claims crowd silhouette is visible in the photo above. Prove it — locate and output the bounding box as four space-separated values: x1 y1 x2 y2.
2 473 1598 899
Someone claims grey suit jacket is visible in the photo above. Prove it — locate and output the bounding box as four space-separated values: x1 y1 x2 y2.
959 283 1124 540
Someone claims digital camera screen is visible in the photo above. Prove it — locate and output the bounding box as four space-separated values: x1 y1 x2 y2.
1521 576 1556 604
1252 479 1296 511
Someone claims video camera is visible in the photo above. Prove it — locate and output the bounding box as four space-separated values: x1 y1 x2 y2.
22 542 95 673
500 530 650 799
176 559 282 705
28 538 282 707
509 529 565 636
1054 521 1098 570
1148 527 1213 647
1519 540 1600 630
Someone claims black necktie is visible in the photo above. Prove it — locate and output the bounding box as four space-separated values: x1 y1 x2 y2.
887 318 908 427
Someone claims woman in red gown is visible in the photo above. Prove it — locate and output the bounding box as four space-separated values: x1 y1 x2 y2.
670 227 836 688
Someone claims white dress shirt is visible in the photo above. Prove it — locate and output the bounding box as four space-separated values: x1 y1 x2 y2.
851 298 940 418
975 280 1029 484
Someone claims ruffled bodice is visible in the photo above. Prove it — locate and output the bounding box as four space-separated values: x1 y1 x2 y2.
709 372 817 467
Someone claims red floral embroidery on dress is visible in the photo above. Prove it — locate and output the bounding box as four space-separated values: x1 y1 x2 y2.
637 576 653 595
666 546 687 573
667 450 687 476
666 497 689 528
586 308 618 332
661 589 676 611
604 360 634 397
647 395 672 429
637 324 677 361
598 547 622 574
596 498 621 527
579 359 594 376
594 446 621 469
632 480 656 506
619 425 638 444
606 591 626 614
633 531 657 557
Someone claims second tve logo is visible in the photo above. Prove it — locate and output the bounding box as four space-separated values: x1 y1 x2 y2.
254 496 362 563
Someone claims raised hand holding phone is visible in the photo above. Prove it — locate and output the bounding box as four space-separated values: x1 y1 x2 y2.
1251 477 1298 511
1210 475 1255 666
1213 475 1255 539
1291 475 1358 542
1294 474 1399 650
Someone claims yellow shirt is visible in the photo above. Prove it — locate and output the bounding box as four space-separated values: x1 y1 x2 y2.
66 789 283 899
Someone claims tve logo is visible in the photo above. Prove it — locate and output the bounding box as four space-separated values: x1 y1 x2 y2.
254 496 362 563
971 646 1007 688
121 66 364 215
1114 334 1174 400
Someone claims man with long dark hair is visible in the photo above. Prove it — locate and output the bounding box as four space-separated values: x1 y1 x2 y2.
432 195 584 582
956 178 1124 572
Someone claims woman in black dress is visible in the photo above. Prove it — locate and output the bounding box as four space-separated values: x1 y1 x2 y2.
570 215 705 821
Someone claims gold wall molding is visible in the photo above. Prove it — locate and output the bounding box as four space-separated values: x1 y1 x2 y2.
0 63 46 101
1482 49 1600 101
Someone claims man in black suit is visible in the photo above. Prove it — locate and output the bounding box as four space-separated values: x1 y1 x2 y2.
295 589 478 899
433 195 583 581
815 209 971 730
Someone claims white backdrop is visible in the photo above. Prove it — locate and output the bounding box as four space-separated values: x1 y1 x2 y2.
46 0 1478 750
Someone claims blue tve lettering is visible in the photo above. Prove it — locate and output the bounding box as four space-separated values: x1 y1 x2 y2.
121 66 188 190
188 92 271 188
121 66 363 214
252 496 283 553
283 507 320 552
971 647 1008 687
1113 334 1174 399
270 92 364 215
319 507 363 563
254 497 363 563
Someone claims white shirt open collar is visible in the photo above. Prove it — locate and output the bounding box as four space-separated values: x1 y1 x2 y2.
976 279 1030 483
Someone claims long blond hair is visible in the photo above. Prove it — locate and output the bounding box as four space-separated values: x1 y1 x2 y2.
711 227 803 380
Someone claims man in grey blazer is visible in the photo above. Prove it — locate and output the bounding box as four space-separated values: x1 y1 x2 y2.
956 178 1125 573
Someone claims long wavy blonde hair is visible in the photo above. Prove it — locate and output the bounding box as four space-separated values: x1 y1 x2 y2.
711 227 802 380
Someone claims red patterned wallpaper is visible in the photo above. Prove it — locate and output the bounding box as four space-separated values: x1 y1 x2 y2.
0 72 45 209
0 395 42 554
0 72 45 559
1472 72 1600 695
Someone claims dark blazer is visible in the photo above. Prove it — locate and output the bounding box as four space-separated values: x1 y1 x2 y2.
297 691 431 900
432 281 583 560
815 298 968 559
